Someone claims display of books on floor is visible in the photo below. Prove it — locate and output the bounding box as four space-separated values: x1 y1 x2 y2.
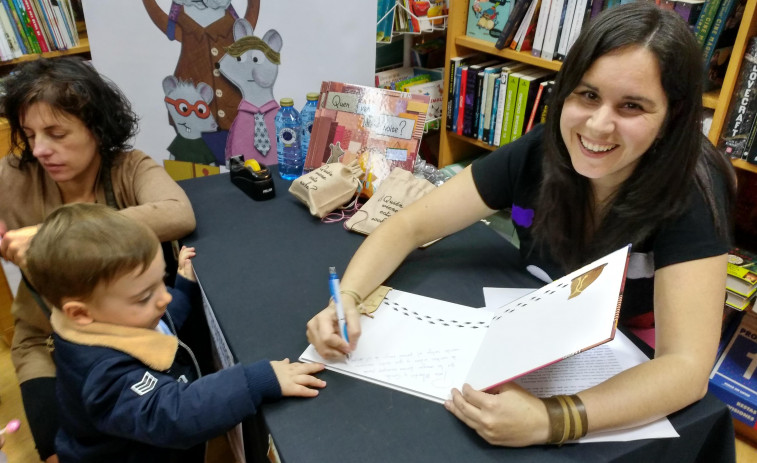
726 248 757 311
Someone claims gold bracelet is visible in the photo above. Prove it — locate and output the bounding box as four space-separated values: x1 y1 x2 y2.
542 396 566 445
564 394 588 439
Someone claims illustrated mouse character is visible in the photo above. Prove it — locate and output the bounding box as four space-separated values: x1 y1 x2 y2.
218 17 283 166
142 0 260 164
162 76 219 165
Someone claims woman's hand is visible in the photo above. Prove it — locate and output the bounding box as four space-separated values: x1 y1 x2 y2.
305 299 362 359
0 224 40 269
176 246 196 282
444 382 550 447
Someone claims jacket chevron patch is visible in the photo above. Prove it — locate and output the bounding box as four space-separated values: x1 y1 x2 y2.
131 372 158 396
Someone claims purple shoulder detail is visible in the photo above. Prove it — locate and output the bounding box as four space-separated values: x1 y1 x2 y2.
511 205 534 228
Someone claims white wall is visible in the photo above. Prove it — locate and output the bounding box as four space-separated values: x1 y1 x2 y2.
81 0 377 164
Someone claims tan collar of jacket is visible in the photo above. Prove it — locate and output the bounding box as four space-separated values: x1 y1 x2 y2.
51 310 178 371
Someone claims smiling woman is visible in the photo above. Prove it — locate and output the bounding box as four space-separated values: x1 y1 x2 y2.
0 56 196 462
306 1 738 448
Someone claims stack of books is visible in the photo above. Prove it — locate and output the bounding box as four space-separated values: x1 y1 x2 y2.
726 248 757 311
0 0 81 61
445 53 555 146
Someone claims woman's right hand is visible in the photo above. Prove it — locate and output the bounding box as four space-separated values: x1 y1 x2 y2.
0 224 39 269
306 299 362 359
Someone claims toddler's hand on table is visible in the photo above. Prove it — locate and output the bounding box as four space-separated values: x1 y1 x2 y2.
177 246 197 282
271 358 326 398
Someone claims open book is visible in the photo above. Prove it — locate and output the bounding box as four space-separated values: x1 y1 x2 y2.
300 245 631 403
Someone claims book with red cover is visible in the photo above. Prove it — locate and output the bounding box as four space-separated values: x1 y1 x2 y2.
20 0 49 52
303 82 430 197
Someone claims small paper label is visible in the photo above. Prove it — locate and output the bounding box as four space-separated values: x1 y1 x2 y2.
325 92 359 113
385 148 408 161
362 114 416 139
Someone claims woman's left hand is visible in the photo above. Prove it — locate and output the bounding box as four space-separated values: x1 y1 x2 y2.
0 224 40 269
444 382 550 447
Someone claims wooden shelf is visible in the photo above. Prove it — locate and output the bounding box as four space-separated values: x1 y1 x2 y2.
732 159 757 175
448 131 497 152
0 35 89 67
455 36 563 72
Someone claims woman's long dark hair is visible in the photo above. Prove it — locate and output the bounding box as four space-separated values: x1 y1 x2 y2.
533 1 735 271
1 56 139 168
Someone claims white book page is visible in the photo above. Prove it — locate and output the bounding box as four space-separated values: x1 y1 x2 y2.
465 246 629 390
483 292 678 442
301 290 491 402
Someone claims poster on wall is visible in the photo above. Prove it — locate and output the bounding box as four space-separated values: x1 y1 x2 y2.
81 0 377 170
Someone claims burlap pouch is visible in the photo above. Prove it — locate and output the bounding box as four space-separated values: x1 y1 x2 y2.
345 167 435 235
289 161 362 218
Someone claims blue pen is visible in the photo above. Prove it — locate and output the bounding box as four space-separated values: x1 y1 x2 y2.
329 267 349 343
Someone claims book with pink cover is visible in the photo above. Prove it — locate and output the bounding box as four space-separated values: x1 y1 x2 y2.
304 81 430 196
301 245 631 403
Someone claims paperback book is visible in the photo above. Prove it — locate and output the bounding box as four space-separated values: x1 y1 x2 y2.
303 81 429 197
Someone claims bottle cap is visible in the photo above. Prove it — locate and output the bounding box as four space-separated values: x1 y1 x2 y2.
306 92 319 101
280 97 294 106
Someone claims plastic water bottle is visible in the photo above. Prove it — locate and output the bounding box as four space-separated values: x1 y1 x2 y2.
300 92 319 162
275 97 302 180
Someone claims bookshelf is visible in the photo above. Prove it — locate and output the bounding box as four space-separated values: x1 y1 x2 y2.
0 20 90 71
438 0 757 168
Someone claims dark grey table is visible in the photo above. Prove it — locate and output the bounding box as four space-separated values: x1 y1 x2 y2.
180 171 735 463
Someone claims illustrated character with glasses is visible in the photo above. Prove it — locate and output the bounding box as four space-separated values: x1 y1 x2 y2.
143 0 261 165
218 18 283 166
163 76 219 166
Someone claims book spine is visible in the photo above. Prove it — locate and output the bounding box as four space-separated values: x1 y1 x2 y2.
20 0 48 52
541 0 565 61
495 0 530 50
457 66 468 135
0 1 20 57
526 81 546 133
29 0 53 51
10 0 38 53
555 0 577 61
37 0 60 50
500 72 522 145
447 58 462 130
0 0 24 54
718 37 757 160
489 78 501 144
700 0 736 67
464 68 482 137
452 65 464 133
531 0 552 57
483 71 498 142
746 113 757 165
511 77 530 142
493 74 508 146
474 69 486 139
57 0 77 46
694 0 723 47
552 0 572 61
511 0 538 50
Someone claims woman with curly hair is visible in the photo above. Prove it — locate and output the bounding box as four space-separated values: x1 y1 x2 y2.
0 56 196 462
